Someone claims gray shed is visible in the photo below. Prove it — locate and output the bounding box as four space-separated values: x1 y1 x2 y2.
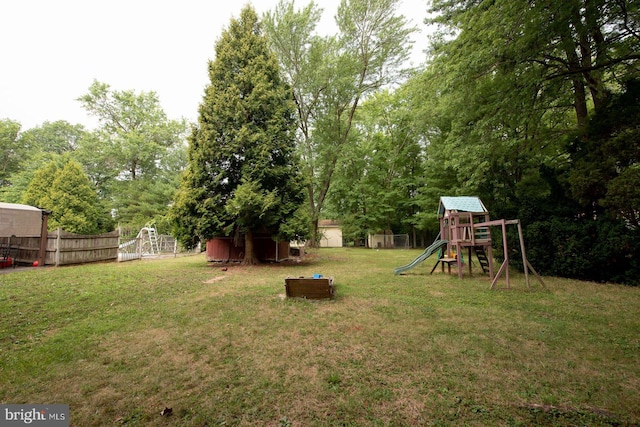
0 202 44 237
1 202 48 266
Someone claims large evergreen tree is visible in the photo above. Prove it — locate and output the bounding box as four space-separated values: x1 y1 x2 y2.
171 6 303 264
21 162 60 209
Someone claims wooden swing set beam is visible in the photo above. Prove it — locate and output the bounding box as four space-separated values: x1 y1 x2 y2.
472 219 546 290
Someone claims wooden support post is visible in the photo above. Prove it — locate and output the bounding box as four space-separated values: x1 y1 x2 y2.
516 220 530 288
490 220 510 289
502 220 509 288
517 220 546 289
526 260 547 288
38 210 50 267
457 245 463 279
490 259 508 289
55 227 62 267
488 244 494 281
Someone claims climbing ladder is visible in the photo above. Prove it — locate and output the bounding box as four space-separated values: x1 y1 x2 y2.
137 224 160 255
474 246 490 274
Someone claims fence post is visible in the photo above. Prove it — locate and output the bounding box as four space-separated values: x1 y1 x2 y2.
55 227 62 267
173 237 177 258
38 210 50 267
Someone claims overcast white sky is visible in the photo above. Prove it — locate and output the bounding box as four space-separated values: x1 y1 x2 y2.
1 0 430 131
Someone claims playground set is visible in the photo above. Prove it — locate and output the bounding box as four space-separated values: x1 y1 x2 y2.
394 196 545 289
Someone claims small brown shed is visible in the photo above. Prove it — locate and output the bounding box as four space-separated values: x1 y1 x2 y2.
206 234 290 263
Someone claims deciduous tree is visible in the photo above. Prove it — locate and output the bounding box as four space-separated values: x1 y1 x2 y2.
78 81 187 181
327 89 425 245
19 120 86 154
0 119 23 188
264 0 415 245
1 121 93 203
77 81 188 224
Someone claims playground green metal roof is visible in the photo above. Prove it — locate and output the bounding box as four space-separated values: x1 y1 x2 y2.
438 196 488 216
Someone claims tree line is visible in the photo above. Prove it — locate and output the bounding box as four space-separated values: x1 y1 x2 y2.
1 0 638 283
1 81 188 234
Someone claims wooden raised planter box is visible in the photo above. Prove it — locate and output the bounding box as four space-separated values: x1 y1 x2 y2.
285 276 335 300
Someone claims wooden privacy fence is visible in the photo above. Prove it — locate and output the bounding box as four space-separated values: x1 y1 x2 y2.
46 228 119 266
0 235 41 266
1 229 119 266
3 227 184 267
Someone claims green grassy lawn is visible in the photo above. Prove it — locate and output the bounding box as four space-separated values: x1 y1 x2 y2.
1 248 639 426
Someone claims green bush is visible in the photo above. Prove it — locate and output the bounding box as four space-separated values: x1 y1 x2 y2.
525 217 639 285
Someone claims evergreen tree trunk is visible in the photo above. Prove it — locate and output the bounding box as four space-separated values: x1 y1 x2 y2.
243 229 259 265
